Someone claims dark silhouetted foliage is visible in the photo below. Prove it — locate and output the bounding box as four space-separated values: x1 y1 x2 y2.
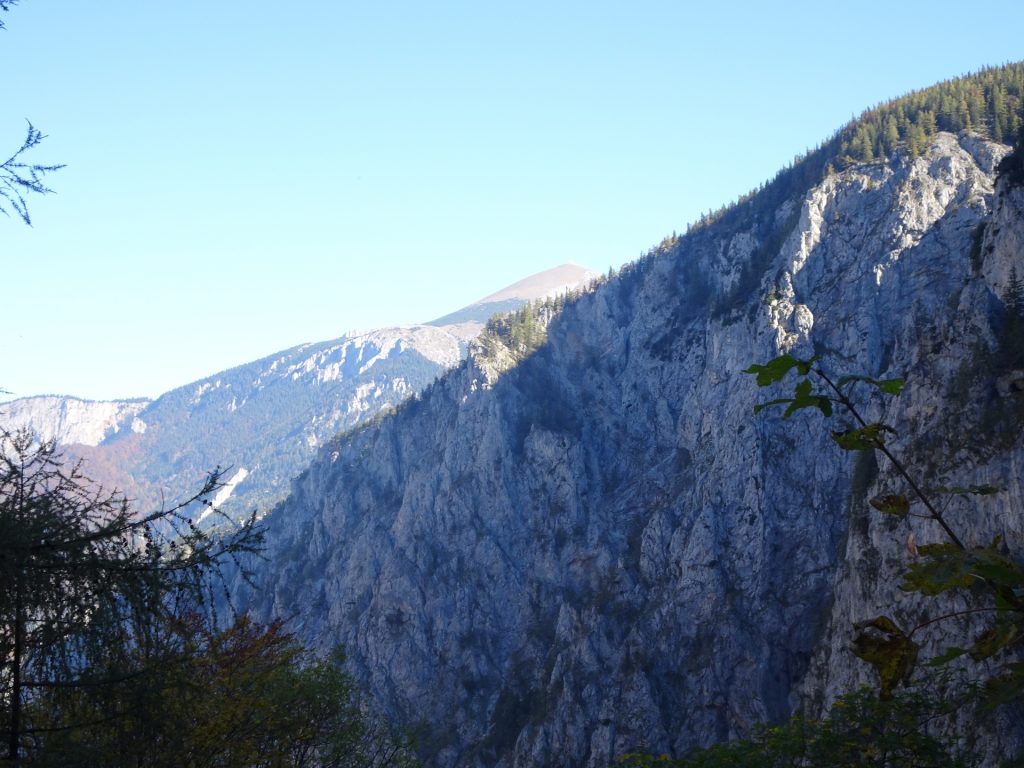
0 430 262 760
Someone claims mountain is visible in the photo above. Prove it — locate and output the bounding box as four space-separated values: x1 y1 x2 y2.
237 69 1024 766
1 263 597 521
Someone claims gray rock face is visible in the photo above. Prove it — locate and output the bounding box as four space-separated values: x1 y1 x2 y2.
0 396 150 445
244 133 1024 766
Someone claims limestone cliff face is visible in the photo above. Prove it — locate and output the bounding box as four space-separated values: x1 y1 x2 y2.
243 133 1024 766
0 396 149 446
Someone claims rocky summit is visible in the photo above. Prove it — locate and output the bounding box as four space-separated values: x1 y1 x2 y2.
240 130 1024 766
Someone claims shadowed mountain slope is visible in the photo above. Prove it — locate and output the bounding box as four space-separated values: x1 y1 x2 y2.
241 94 1024 766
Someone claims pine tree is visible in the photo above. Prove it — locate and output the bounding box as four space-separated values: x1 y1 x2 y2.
919 109 937 137
907 125 928 159
999 267 1024 370
957 98 972 131
992 84 1008 142
883 115 901 156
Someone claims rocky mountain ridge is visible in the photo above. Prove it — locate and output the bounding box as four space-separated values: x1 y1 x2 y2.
1 264 597 521
239 130 1024 766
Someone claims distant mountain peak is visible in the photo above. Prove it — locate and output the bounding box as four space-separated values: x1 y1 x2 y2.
471 262 598 305
428 262 598 329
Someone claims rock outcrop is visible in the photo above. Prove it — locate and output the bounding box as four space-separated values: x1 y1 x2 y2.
0 396 149 446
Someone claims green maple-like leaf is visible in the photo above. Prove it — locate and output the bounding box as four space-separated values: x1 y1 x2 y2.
743 354 816 387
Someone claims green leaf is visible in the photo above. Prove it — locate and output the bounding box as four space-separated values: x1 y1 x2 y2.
743 354 812 387
983 662 1024 710
901 545 1024 602
927 646 967 667
994 584 1024 612
753 398 794 415
966 550 1024 590
794 355 819 376
836 375 905 396
875 378 905 395
851 616 919 700
902 545 976 595
814 397 834 417
915 543 961 557
855 615 905 636
783 395 833 419
836 374 866 389
753 391 833 418
830 423 893 451
869 494 910 518
970 619 1020 661
747 357 832 416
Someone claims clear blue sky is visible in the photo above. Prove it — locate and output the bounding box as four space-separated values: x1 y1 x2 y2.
4 1 1023 401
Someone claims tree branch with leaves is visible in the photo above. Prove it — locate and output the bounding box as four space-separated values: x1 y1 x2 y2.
744 354 1024 706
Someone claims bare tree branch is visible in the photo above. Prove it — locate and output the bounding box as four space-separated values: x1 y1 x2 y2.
0 121 65 225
